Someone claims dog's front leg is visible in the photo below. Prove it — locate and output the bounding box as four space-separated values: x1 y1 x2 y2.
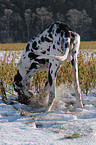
46 61 60 111
48 84 56 112
22 69 38 97
47 72 56 111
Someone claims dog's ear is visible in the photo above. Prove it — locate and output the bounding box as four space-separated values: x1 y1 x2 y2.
14 70 22 83
13 70 23 91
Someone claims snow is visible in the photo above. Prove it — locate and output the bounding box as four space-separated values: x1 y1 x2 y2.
0 84 96 145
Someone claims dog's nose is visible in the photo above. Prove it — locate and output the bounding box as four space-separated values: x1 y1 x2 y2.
13 81 20 92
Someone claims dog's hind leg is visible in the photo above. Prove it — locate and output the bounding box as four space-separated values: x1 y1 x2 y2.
71 34 83 108
22 68 38 97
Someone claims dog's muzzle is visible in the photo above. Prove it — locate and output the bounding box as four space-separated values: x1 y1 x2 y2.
13 81 22 92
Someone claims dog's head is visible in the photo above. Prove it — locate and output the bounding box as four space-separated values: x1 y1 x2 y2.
13 70 31 104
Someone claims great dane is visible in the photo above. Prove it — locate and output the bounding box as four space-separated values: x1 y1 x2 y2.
14 21 83 111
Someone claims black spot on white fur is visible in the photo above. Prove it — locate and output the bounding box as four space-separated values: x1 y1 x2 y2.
32 41 38 50
35 58 46 64
26 43 30 52
28 52 39 60
29 62 38 70
41 51 46 54
48 70 52 86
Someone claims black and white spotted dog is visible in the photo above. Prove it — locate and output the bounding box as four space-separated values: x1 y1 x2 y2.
14 21 83 111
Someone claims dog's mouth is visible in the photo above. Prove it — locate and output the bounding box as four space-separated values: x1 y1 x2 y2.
18 92 31 104
14 80 22 88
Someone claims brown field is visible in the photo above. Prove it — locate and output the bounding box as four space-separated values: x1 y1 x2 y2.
0 41 96 51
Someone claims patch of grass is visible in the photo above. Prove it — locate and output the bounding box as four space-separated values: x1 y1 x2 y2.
64 133 86 139
57 52 96 95
0 52 18 96
78 52 96 95
0 49 96 101
50 129 60 133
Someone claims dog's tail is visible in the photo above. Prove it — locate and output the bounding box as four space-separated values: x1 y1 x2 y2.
37 48 69 62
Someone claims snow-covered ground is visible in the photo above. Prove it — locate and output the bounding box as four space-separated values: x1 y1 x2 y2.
0 49 96 144
0 84 96 145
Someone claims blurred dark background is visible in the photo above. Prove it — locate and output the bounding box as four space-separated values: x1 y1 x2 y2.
0 0 96 42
